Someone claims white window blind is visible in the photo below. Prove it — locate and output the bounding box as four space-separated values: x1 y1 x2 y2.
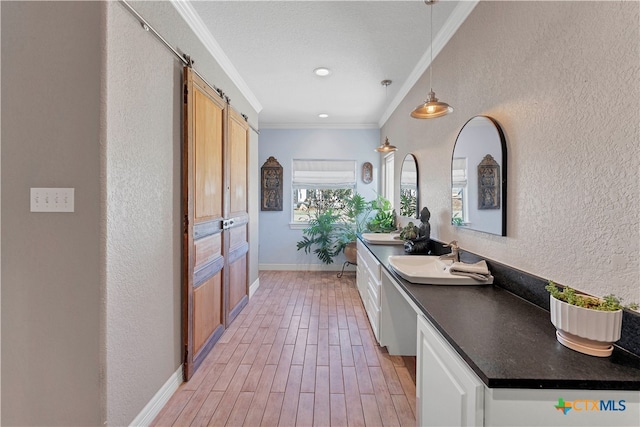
292 159 356 189
400 167 417 189
452 158 467 186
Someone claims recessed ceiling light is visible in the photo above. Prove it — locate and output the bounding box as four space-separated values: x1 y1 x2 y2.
318 113 329 118
313 67 331 77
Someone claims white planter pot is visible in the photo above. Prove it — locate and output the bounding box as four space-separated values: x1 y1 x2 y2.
549 295 622 357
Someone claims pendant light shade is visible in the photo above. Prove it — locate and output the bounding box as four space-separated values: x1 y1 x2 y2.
411 0 453 119
411 90 453 119
375 137 397 153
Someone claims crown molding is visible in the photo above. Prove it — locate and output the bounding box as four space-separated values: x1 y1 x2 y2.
378 0 479 128
171 0 263 113
259 122 380 130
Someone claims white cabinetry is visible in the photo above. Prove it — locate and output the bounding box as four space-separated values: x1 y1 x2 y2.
484 388 640 426
356 239 382 342
359 240 640 427
417 314 640 427
357 240 418 354
380 270 417 355
417 314 484 427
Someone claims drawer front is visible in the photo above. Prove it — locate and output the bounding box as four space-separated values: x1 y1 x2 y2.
368 285 380 312
357 240 381 281
367 275 380 308
365 293 380 341
356 253 368 299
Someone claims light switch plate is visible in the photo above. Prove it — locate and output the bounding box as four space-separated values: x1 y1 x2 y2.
30 188 75 212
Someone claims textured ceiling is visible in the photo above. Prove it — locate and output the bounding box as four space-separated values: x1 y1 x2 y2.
189 0 462 128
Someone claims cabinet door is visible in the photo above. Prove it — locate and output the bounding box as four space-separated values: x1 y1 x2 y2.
356 240 382 342
417 314 484 426
356 240 368 298
380 270 417 355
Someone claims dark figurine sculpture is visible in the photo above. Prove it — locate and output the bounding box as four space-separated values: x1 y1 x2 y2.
404 207 431 254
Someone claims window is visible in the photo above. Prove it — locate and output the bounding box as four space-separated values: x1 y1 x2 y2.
383 153 395 204
452 157 468 224
292 159 357 224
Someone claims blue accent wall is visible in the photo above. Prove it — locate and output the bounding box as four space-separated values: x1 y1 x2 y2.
258 128 382 269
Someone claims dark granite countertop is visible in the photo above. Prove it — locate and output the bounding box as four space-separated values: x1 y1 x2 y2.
360 238 640 390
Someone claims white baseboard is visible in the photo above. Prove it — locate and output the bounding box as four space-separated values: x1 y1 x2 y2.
130 365 183 426
259 263 356 272
249 277 260 297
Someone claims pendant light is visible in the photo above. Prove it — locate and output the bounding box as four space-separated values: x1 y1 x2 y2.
375 137 397 153
411 0 453 119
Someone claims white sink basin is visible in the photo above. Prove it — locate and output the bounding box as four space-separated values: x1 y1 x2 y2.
388 255 494 285
361 233 404 245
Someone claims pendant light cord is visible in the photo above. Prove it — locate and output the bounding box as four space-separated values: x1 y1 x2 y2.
429 2 433 93
410 0 453 118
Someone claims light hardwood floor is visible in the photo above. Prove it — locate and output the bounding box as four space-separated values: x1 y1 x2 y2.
152 270 416 427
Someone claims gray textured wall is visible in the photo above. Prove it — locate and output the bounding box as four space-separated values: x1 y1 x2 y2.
1 2 102 425
382 1 639 303
1 1 260 425
104 2 259 424
104 3 182 424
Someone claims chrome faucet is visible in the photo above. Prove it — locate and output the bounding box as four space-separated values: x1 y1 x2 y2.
439 240 460 263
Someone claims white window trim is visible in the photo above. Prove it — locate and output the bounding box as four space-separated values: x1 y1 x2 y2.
383 152 395 205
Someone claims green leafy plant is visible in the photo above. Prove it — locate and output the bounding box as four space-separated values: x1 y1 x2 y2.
545 281 638 311
399 222 419 241
296 193 396 264
334 192 372 250
400 189 417 217
367 195 396 233
296 208 343 264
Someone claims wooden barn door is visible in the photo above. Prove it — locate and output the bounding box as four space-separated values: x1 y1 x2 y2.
224 109 249 324
183 68 251 380
182 68 226 380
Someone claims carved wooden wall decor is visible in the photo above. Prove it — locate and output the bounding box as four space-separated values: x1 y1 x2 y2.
261 156 283 211
478 154 500 209
361 162 373 184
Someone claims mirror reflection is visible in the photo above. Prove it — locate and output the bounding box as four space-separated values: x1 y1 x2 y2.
451 116 507 236
400 154 419 218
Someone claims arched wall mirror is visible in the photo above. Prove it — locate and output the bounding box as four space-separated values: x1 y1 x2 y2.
451 116 507 236
400 154 419 218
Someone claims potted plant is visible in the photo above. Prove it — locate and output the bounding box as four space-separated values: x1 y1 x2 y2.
367 195 397 234
545 281 637 357
296 193 395 265
341 194 396 264
333 192 372 265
